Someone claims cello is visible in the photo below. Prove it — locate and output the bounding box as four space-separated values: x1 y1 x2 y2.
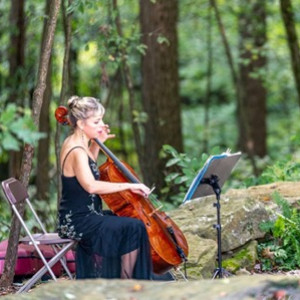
55 106 188 275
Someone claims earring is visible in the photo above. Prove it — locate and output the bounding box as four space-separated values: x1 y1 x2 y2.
80 128 85 144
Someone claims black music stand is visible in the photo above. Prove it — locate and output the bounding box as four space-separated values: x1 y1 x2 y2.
183 151 241 279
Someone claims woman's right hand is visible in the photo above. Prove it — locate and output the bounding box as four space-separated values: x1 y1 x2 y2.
129 183 151 198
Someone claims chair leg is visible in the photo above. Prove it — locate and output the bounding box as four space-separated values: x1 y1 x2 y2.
11 206 58 281
59 255 74 279
50 244 74 280
17 242 75 293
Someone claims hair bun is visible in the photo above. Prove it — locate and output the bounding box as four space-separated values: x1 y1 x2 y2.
68 95 80 109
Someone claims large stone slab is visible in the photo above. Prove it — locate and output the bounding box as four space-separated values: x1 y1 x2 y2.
2 275 300 300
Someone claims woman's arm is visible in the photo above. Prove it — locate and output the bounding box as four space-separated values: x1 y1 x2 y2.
73 148 150 196
89 140 101 161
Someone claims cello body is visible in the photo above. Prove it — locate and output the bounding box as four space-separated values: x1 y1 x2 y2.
99 159 189 274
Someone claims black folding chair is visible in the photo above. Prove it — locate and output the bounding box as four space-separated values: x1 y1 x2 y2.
1 178 76 293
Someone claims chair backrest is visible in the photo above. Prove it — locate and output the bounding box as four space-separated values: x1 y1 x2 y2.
1 178 28 206
1 177 47 234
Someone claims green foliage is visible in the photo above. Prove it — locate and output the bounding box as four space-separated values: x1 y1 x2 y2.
0 201 11 241
258 192 300 271
0 104 46 156
67 0 98 14
161 144 221 205
0 104 45 154
252 156 300 187
156 34 170 46
182 104 238 155
257 242 289 271
260 159 300 183
31 197 58 233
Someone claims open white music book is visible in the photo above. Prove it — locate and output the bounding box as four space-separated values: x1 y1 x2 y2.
183 150 242 203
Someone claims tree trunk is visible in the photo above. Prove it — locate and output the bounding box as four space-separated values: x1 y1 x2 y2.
36 0 52 205
210 0 238 87
203 3 213 153
0 0 61 288
211 0 259 174
238 0 267 157
140 0 183 190
68 48 79 96
279 0 300 107
55 0 72 207
115 69 128 158
8 0 25 179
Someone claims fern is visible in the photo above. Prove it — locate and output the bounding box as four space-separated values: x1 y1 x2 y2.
258 192 300 270
258 159 300 184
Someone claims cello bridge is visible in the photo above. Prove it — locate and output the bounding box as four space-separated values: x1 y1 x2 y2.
148 205 163 217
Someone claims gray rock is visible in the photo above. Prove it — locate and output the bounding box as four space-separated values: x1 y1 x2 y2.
3 275 300 300
168 181 300 278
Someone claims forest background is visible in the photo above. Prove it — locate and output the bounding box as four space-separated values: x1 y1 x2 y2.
1 0 300 286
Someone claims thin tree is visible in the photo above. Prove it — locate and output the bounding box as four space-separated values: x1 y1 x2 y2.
238 0 267 158
36 0 53 214
279 0 300 107
112 0 144 171
55 0 73 207
7 0 25 179
203 2 213 153
0 0 61 287
210 0 259 174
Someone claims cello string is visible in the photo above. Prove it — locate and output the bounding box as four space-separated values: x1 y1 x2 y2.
148 186 164 209
149 186 156 194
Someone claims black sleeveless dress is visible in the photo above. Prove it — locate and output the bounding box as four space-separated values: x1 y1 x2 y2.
57 146 152 279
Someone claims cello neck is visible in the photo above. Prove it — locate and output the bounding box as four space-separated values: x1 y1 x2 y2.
93 138 140 184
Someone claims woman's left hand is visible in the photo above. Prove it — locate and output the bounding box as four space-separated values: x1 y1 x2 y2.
98 124 115 143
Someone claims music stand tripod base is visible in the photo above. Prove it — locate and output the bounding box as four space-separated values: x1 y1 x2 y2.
182 152 241 279
200 175 231 279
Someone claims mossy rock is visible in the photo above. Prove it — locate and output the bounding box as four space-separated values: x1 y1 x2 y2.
222 240 258 273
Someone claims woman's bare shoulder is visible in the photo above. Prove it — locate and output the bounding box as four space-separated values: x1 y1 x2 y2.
60 142 88 176
61 138 86 161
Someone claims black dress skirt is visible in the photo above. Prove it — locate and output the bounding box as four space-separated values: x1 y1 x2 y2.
57 148 152 279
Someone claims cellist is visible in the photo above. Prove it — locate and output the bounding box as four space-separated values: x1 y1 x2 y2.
57 95 152 279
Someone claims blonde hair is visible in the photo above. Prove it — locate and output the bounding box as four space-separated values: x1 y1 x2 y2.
67 96 105 128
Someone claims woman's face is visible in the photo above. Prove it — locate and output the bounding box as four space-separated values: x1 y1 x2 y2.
82 111 105 139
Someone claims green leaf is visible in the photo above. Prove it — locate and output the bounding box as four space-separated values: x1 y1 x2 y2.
132 110 148 124
157 34 170 46
166 157 181 167
162 145 178 157
0 103 17 124
136 43 148 55
165 172 180 182
174 175 188 184
2 132 20 151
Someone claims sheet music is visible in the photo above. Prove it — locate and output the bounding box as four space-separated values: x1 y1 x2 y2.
183 151 241 202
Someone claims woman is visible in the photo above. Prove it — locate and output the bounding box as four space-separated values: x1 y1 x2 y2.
57 95 152 279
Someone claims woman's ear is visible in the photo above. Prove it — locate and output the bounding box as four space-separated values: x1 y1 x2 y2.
77 119 84 130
